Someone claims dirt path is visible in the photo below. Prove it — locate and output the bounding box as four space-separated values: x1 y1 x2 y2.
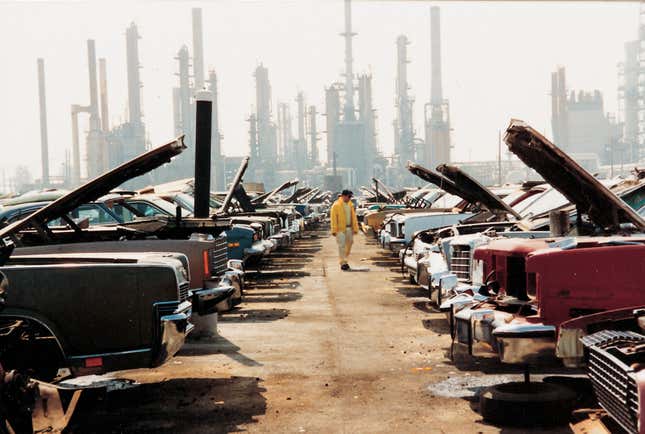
67 230 569 433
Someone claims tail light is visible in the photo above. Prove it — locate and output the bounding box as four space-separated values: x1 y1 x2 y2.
202 250 210 277
85 357 103 368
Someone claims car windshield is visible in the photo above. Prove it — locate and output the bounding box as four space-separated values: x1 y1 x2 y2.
515 188 569 219
47 204 120 227
431 193 463 209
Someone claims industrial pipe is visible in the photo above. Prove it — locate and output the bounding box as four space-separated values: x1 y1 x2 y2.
194 91 212 218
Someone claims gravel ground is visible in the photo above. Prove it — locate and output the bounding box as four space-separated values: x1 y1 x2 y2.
66 228 579 433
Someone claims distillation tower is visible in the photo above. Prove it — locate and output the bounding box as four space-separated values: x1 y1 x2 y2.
170 8 225 187
324 0 379 188
249 64 279 185
394 35 416 167
105 23 147 171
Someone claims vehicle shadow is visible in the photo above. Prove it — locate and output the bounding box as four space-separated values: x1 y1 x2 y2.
66 376 267 434
394 286 427 298
219 308 290 323
243 291 303 303
181 334 262 367
268 252 315 258
412 300 439 314
421 318 451 335
248 270 311 279
260 262 309 270
447 346 586 377
245 280 301 290
280 246 322 254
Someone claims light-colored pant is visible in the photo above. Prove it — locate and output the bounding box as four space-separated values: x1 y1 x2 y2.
336 228 354 265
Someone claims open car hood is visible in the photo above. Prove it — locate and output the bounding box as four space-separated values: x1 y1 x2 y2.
218 156 251 214
283 186 312 204
371 178 398 203
505 119 645 231
253 179 299 204
0 137 186 240
437 164 521 219
407 162 516 216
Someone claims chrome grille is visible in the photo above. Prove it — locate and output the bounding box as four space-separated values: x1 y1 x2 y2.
178 282 190 302
451 245 471 281
209 234 229 277
581 330 644 434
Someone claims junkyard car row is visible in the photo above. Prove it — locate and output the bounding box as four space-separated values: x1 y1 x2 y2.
2 119 645 432
361 120 645 431
0 137 329 432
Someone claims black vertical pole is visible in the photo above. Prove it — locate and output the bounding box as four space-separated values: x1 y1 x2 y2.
194 92 212 218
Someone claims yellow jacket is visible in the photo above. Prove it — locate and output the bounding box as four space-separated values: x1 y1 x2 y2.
330 198 359 235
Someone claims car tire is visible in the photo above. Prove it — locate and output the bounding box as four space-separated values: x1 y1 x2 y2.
479 381 576 427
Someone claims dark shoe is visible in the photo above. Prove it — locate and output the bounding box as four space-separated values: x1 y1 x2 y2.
341 264 350 271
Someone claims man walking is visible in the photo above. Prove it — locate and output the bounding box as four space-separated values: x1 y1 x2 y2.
330 189 359 271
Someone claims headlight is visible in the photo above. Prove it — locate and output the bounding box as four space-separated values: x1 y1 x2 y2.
227 259 244 271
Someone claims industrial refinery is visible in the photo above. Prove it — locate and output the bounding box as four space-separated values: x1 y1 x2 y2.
29 2 451 193
2 1 645 433
23 1 645 194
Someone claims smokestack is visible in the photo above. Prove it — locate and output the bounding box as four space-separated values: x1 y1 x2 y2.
86 39 105 178
98 58 109 132
37 58 50 187
87 40 100 127
126 23 142 127
208 70 224 190
192 8 205 90
207 71 221 158
297 93 305 144
177 46 192 137
396 35 413 163
295 92 306 172
308 105 318 166
194 91 212 218
343 0 356 121
430 7 443 105
71 105 81 185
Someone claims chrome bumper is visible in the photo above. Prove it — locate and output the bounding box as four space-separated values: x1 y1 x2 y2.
192 285 235 316
452 303 556 364
494 323 557 364
388 237 405 252
154 300 193 366
244 241 266 257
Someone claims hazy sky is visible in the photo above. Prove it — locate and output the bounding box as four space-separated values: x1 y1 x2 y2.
0 0 639 183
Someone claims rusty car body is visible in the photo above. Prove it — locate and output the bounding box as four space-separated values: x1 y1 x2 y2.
450 120 645 366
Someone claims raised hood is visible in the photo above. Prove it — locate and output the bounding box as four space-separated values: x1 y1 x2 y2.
0 137 186 240
437 164 521 219
283 187 309 203
218 156 251 214
504 119 645 231
253 179 299 204
407 162 518 217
